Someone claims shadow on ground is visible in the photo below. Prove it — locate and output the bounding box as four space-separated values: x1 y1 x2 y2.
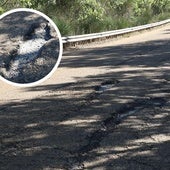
0 11 46 39
0 37 170 169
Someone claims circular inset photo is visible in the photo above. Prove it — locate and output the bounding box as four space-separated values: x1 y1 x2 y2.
0 8 62 87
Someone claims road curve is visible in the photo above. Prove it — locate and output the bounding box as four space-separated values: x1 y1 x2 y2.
0 24 170 102
0 24 170 170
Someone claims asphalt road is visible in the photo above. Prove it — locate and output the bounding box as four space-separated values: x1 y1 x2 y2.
0 24 170 170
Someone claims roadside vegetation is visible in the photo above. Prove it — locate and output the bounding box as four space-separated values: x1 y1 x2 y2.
1 0 170 36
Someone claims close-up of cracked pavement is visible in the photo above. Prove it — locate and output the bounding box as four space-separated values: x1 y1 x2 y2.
0 11 60 84
0 23 170 170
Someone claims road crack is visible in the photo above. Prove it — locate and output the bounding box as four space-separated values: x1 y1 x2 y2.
65 88 167 169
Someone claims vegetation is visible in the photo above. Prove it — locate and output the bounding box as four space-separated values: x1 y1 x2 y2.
1 0 170 36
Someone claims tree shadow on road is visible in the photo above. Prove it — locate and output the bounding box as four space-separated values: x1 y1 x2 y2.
0 38 170 169
61 39 170 69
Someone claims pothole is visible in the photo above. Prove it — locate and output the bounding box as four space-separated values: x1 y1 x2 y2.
95 79 120 93
1 22 55 82
0 9 61 84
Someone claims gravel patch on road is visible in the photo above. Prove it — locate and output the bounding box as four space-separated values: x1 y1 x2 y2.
0 11 60 84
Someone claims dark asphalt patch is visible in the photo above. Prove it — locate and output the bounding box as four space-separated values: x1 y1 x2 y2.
66 97 167 169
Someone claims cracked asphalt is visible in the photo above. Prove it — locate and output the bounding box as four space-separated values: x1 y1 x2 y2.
0 11 59 84
0 24 170 170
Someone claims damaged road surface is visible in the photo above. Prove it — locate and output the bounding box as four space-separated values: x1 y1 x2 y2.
0 24 170 169
0 11 60 84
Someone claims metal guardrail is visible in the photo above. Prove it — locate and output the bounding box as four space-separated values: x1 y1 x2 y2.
62 19 170 44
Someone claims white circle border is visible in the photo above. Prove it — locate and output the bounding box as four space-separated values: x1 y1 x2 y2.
0 8 63 87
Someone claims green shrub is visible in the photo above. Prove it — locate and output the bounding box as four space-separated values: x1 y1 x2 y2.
52 17 74 36
0 7 5 15
1 0 170 35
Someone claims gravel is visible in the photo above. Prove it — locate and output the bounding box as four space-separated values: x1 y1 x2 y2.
0 11 60 84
